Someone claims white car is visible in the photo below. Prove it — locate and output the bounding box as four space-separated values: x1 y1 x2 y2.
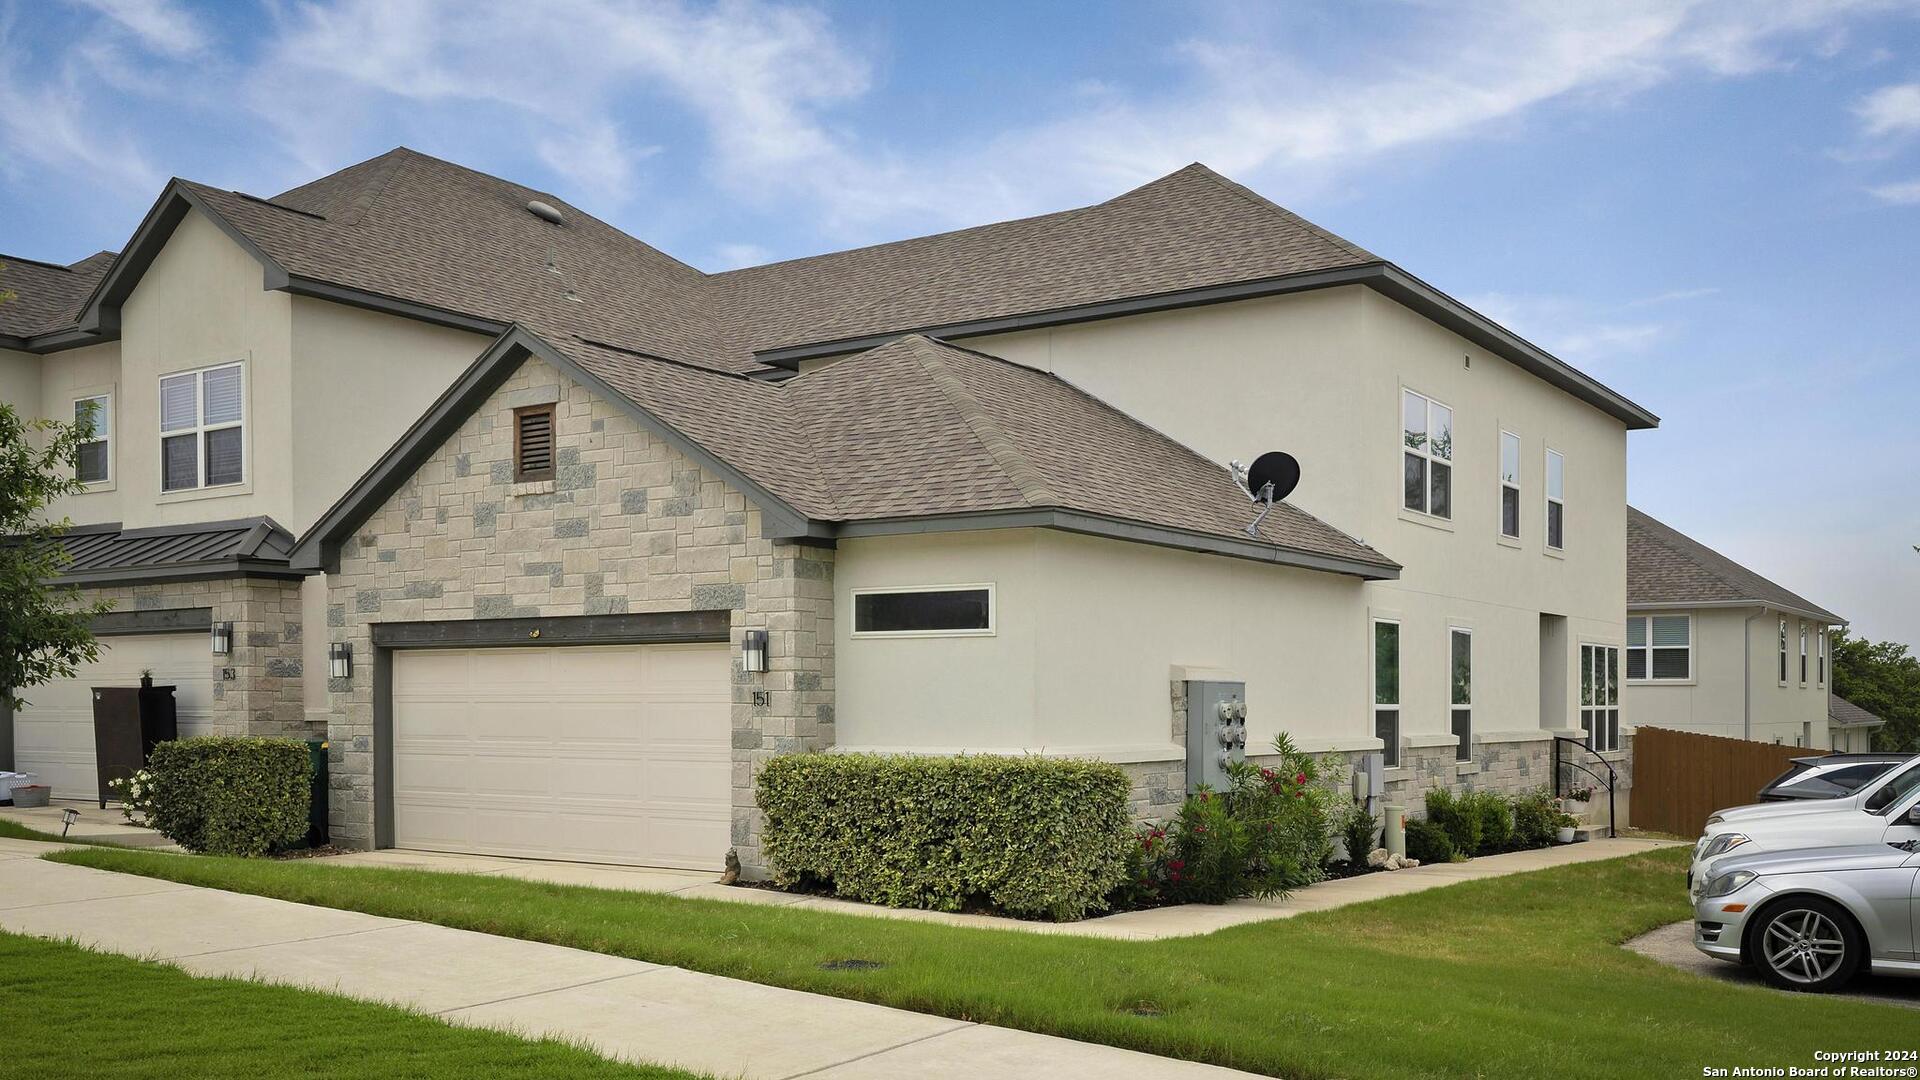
1690 758 1920 890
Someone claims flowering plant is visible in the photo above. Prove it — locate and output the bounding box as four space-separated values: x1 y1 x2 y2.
1561 784 1596 804
108 768 157 826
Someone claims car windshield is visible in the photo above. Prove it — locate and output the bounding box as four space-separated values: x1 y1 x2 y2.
1864 761 1920 813
1764 762 1900 799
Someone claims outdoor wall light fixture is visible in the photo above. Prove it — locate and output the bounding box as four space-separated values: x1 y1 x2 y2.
210 621 233 655
329 642 354 680
742 629 769 674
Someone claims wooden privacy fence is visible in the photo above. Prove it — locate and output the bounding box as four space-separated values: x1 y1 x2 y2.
1632 726 1819 837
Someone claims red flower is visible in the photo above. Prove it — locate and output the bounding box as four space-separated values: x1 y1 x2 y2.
1168 860 1186 870
1294 773 1307 785
1293 790 1304 798
1198 791 1212 802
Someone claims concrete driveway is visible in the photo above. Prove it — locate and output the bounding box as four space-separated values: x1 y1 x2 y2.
0 840 1257 1080
1626 921 1920 1011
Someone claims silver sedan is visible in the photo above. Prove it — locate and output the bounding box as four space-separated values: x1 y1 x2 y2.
1692 834 1920 992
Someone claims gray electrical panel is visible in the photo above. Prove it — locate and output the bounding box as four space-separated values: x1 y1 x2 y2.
1185 679 1246 793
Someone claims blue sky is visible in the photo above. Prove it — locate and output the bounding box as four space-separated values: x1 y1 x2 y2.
3 0 1918 647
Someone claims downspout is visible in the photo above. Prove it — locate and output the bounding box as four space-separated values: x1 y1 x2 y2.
1741 607 1766 742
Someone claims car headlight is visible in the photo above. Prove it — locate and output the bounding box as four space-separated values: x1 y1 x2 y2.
1703 870 1757 898
1701 833 1750 859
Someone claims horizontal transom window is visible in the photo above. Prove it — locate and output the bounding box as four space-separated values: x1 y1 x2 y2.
852 585 994 637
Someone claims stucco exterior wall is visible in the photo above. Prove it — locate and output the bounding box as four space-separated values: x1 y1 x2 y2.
323 356 834 875
961 286 1629 748
0 346 42 428
1623 606 1833 748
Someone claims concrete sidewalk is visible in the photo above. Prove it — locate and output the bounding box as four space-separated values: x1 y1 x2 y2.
329 836 1682 940
0 839 1253 1080
0 800 180 850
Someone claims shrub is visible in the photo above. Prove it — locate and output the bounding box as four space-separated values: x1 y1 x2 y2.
1338 801 1379 865
1404 818 1455 864
1470 791 1513 854
1123 733 1338 907
144 737 312 856
1510 787 1558 849
756 752 1132 921
1424 788 1481 857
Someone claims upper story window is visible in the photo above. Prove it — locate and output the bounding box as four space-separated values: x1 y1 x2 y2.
1626 615 1691 681
159 363 244 492
1778 618 1789 685
1499 431 1521 540
852 584 994 637
1450 627 1472 762
1799 622 1809 685
513 404 556 482
1373 619 1400 766
73 394 111 485
1544 449 1565 550
1402 389 1452 519
1818 628 1826 686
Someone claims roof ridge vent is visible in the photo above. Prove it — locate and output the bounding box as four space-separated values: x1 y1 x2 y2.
526 200 565 225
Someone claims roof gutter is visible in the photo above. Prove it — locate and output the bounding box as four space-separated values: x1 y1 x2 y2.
750 261 1659 430
1630 599 1845 626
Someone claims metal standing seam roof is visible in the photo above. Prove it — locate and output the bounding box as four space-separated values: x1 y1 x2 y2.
52 518 305 584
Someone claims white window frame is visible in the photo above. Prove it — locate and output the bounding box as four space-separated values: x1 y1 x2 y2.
1498 430 1521 541
1371 617 1401 767
1799 622 1809 686
1817 628 1826 687
158 361 248 494
1625 614 1693 683
849 583 996 639
1581 642 1621 753
1778 617 1789 686
1449 626 1472 762
1400 387 1454 521
72 390 113 488
1544 447 1565 552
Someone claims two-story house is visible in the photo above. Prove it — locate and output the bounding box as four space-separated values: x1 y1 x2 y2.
1624 507 1843 748
2 149 1656 874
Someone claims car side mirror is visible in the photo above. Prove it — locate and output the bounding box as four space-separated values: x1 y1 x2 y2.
1908 804 1920 826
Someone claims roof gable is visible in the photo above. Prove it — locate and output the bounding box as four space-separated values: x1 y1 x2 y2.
1627 507 1842 623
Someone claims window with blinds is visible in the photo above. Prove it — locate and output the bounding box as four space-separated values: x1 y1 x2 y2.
159 362 244 492
513 405 556 482
1626 615 1691 681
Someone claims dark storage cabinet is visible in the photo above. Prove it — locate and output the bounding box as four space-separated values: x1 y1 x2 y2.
91 684 177 808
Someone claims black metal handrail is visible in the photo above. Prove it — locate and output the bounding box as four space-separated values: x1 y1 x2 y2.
1551 736 1617 839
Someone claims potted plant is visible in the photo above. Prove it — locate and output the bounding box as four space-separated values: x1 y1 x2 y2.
12 784 51 808
1560 784 1595 818
1555 811 1579 844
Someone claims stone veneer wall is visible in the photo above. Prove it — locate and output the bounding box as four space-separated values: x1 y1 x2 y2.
83 577 311 738
1120 679 1635 828
322 357 834 874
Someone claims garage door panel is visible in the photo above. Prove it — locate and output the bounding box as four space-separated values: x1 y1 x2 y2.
391 643 730 871
11 632 217 801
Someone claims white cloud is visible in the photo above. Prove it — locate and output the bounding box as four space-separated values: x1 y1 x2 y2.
1466 290 1667 365
0 21 160 193
535 121 659 207
1855 81 1920 137
65 0 208 58
1868 177 1920 203
710 242 773 270
1624 286 1721 307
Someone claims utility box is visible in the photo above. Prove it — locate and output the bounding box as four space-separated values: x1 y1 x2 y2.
1184 678 1247 793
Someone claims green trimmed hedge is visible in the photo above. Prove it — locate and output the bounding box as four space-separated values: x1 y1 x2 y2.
145 737 313 856
756 753 1133 921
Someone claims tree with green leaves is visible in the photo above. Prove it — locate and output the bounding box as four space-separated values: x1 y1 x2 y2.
1 395 115 712
1830 628 1920 752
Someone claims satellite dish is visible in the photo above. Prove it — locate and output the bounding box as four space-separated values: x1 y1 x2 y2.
1228 451 1301 538
1246 451 1300 504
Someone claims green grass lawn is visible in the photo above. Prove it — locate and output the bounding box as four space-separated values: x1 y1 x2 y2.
51 845 1918 1079
1 817 77 843
0 930 699 1079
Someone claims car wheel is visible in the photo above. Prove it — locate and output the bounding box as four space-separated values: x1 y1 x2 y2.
1749 897 1862 992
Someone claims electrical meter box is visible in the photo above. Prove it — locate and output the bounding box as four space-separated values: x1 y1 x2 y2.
1185 679 1247 793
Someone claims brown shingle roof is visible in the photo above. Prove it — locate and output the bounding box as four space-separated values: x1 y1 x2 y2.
714 164 1377 356
1627 507 1842 623
1828 695 1884 728
0 251 115 338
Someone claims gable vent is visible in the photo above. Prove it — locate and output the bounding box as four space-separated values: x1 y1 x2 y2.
514 405 556 481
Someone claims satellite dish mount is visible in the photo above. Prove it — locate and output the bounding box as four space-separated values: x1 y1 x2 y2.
1229 452 1301 538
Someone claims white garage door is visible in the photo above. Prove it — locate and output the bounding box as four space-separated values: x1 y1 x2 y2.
391 643 731 870
11 632 217 802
